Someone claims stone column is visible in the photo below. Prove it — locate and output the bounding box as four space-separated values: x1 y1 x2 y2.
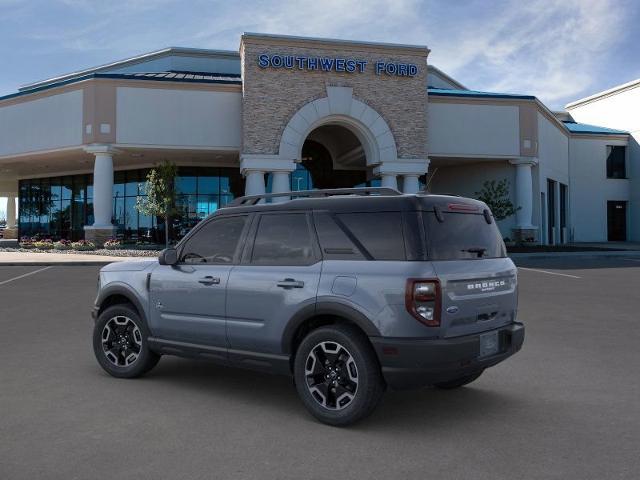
84 145 117 246
2 195 18 240
244 170 266 196
6 195 16 229
380 173 398 190
374 159 429 194
401 174 421 194
240 154 296 202
509 158 538 242
270 171 291 203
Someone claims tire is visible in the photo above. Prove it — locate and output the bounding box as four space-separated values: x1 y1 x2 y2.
93 304 160 378
294 324 385 427
434 370 483 390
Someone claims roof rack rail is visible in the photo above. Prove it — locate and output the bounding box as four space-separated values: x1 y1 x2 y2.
226 187 402 207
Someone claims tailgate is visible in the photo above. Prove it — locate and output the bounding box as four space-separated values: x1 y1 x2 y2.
432 258 517 338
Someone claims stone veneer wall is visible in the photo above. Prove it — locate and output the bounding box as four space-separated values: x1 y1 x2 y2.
240 36 429 160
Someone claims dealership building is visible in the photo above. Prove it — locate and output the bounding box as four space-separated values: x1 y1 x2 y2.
0 33 637 245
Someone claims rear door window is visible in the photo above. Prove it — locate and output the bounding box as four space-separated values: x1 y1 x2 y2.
423 212 506 260
251 213 316 265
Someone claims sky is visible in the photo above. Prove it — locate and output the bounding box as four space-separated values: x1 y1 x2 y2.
0 0 639 217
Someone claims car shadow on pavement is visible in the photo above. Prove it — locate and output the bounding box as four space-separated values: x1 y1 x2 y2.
128 356 523 429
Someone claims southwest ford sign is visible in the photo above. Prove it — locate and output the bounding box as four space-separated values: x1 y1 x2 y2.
257 54 418 77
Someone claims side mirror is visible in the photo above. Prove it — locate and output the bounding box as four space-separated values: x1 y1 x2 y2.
159 248 178 266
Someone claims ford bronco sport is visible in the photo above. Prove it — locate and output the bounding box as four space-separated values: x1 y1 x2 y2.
92 188 524 426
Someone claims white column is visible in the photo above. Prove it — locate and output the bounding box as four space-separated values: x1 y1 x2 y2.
380 173 398 190
91 151 115 227
6 195 16 229
244 170 266 196
510 158 537 229
402 174 420 194
271 171 291 203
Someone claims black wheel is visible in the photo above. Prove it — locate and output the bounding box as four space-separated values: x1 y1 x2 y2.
93 304 160 378
294 324 385 426
434 370 483 390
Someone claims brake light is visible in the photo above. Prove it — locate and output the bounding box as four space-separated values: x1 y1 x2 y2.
405 279 441 327
447 203 478 212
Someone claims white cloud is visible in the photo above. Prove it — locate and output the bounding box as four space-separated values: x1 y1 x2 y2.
4 0 635 109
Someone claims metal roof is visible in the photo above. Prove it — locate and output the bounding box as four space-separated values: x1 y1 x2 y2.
428 87 535 100
0 71 241 103
562 121 628 135
19 47 240 92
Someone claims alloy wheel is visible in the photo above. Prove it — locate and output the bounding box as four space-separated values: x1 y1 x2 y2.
101 316 143 367
304 341 359 410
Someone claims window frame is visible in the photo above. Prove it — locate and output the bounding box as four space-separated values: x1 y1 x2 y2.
606 145 627 179
176 212 252 266
243 211 321 267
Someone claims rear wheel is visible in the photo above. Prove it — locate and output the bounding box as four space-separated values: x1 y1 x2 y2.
93 304 160 378
434 370 483 390
294 324 384 426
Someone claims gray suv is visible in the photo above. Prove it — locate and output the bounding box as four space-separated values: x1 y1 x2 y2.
92 188 524 426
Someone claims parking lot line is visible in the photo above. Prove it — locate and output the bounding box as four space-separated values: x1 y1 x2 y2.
518 267 581 279
0 266 52 286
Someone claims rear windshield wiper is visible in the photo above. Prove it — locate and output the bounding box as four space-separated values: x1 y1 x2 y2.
461 247 487 258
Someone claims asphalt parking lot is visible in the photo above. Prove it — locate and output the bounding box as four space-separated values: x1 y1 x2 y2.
1 258 639 479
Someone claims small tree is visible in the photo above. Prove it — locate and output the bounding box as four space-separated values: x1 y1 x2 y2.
474 179 520 222
136 161 178 248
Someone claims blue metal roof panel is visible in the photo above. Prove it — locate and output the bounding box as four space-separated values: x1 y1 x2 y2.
0 72 242 102
562 121 628 135
428 87 536 100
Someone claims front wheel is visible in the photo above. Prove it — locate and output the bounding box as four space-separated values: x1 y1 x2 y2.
92 304 160 378
434 370 483 390
294 324 385 426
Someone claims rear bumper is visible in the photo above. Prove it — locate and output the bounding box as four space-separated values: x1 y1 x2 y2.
370 323 525 390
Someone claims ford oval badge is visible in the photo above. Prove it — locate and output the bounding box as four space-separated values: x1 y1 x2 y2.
446 306 459 314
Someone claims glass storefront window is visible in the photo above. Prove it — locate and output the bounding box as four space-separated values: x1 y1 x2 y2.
18 167 243 242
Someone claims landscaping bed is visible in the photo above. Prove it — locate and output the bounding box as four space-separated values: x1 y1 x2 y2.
0 237 164 257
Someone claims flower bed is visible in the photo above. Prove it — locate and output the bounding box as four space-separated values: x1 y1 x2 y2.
70 240 96 251
103 238 123 250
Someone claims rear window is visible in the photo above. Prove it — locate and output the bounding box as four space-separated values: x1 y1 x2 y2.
423 212 506 260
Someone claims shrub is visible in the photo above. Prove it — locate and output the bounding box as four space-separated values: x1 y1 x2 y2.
103 238 123 250
54 239 72 250
71 240 96 251
33 239 54 250
20 236 35 249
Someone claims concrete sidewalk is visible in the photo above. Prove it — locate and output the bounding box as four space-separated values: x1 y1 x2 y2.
0 251 153 266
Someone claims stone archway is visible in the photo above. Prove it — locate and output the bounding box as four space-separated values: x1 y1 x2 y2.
278 86 398 167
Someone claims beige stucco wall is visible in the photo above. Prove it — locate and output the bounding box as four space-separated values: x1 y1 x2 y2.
240 35 429 160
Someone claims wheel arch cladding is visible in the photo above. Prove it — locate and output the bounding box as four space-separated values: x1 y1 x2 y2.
282 302 381 356
97 285 146 323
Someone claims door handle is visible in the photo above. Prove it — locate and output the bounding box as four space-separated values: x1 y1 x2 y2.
198 276 221 286
277 278 305 289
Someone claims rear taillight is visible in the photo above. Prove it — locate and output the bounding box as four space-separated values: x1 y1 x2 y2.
405 279 441 327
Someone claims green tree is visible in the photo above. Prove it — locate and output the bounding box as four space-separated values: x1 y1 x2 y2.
474 179 520 222
135 161 178 248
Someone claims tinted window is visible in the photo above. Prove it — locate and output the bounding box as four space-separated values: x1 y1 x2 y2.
180 215 247 264
314 213 365 260
606 146 626 179
252 214 315 265
337 212 405 260
424 212 506 260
